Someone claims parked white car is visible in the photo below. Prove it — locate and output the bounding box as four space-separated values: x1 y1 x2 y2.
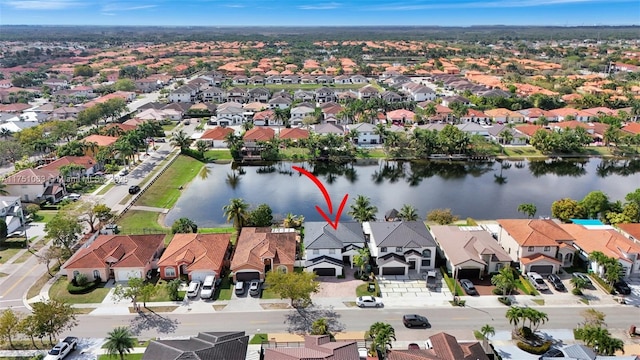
356 296 383 308
527 272 549 291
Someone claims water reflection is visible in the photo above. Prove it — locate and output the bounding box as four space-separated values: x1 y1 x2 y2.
596 159 640 177
529 158 588 177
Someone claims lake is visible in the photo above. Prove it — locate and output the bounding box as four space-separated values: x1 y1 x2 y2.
164 158 640 227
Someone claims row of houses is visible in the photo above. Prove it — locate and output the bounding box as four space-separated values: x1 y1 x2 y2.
60 218 640 288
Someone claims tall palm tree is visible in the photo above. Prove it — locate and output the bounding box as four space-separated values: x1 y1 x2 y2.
505 306 524 333
223 198 249 231
171 130 192 152
0 128 13 139
491 265 516 297
398 204 419 221
104 326 136 360
348 195 378 222
479 324 495 353
311 318 330 336
367 322 396 357
352 247 370 276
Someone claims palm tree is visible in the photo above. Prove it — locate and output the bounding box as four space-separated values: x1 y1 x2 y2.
195 140 208 154
596 334 625 355
171 130 192 152
479 324 495 352
517 203 537 218
352 247 370 276
104 326 136 360
491 265 516 297
0 128 13 139
223 198 249 231
311 318 330 336
505 306 524 333
571 276 588 295
398 204 419 221
348 195 378 222
367 322 396 357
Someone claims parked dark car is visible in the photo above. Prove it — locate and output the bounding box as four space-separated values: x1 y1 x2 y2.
614 280 631 295
546 274 566 292
459 279 478 295
402 314 430 328
128 185 141 194
572 272 592 287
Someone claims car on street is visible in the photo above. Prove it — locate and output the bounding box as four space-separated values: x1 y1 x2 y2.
118 169 129 176
546 274 566 292
235 281 245 296
527 272 549 291
356 296 383 308
402 314 430 328
128 185 141 194
614 280 631 295
249 279 261 297
62 193 81 202
187 281 200 298
459 279 478 295
44 337 77 360
572 272 593 287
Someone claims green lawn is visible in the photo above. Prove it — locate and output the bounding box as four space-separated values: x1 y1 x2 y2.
136 155 204 209
198 227 234 234
249 334 268 344
148 279 186 302
0 246 21 264
215 275 233 301
33 209 58 223
204 149 233 161
96 182 116 195
162 123 177 131
117 210 168 235
356 280 380 297
49 277 110 304
98 354 144 360
279 148 311 160
358 148 386 159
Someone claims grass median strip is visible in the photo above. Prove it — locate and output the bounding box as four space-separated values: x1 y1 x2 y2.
136 155 204 209
117 210 167 234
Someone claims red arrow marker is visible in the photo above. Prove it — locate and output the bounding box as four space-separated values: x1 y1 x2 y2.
293 166 348 230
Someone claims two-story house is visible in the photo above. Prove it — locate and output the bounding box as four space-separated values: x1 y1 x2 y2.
4 168 66 204
0 196 25 234
496 219 576 274
247 87 271 103
303 222 366 277
290 104 315 127
216 102 245 126
202 86 224 103
346 123 380 145
225 87 247 103
315 87 336 103
364 221 437 276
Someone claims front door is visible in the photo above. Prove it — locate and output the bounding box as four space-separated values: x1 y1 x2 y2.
409 260 416 270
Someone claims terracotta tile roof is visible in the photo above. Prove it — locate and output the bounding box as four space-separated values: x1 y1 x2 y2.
386 109 415 120
41 156 97 171
0 103 31 112
430 226 511 267
253 109 274 121
387 332 488 360
520 253 562 265
200 127 234 140
243 127 275 141
3 168 59 185
279 128 309 140
64 234 164 270
622 122 640 135
82 134 118 147
617 223 640 240
561 224 640 262
231 227 296 272
159 233 231 274
103 123 136 132
497 219 574 247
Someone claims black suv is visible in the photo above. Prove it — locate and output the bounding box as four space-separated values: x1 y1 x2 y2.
402 314 430 328
546 274 566 292
128 185 141 194
614 280 631 295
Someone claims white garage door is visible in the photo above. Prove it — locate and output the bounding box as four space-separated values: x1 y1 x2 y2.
116 269 142 281
190 271 216 282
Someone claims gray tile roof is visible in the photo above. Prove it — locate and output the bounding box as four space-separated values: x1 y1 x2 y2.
304 222 365 249
306 255 344 267
143 331 248 360
369 221 436 248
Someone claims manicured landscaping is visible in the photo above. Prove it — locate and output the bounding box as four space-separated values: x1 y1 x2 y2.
204 149 233 160
359 148 387 159
96 182 116 195
148 279 186 302
198 227 234 234
33 209 58 223
249 333 268 344
136 155 204 209
215 275 233 301
129 306 178 313
355 280 380 297
49 277 111 304
98 354 144 360
117 210 167 234
0 246 21 264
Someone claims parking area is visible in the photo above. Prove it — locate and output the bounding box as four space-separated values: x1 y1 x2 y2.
378 272 449 298
313 269 362 298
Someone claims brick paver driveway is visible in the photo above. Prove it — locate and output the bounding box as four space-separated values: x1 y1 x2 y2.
313 268 362 298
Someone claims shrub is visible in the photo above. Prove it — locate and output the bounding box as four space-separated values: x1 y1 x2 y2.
26 204 40 216
492 288 503 295
516 340 551 355
498 296 512 305
75 273 89 287
572 288 583 296
67 280 99 294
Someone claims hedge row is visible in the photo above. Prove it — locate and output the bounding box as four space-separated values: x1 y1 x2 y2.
67 280 100 294
516 340 552 355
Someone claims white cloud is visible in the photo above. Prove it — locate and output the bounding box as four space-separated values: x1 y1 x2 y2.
101 2 157 12
298 2 341 10
4 0 81 10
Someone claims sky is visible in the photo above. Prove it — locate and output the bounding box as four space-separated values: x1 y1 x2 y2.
0 0 638 27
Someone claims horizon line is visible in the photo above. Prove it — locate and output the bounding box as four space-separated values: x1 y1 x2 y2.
1 24 639 28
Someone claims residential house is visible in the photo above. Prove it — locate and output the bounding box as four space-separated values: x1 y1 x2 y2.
303 222 366 277
333 75 351 84
168 85 197 103
225 87 247 103
496 219 576 274
81 135 118 157
3 168 66 203
350 75 368 84
143 332 248 360
0 196 25 234
279 127 309 141
358 85 380 100
405 84 436 102
230 227 296 282
430 225 512 279
264 335 358 360
232 75 248 85
387 332 489 360
43 78 69 91
535 343 637 360
441 95 471 107
202 86 224 103
316 75 334 84
315 87 336 103
52 106 83 121
321 104 345 124
41 155 101 177
456 123 490 139
216 102 245 126
386 109 415 125
199 127 235 148
381 90 403 103
247 87 271 103
313 123 345 136
549 121 609 142
248 75 265 85
460 108 490 124
484 108 525 123
244 126 275 142
518 108 558 123
560 223 640 277
268 96 292 110
283 75 300 84
487 124 528 145
158 233 231 282
290 104 315 126
253 109 276 126
617 223 640 245
293 90 315 102
134 78 160 93
346 122 380 145
621 123 640 137
364 221 437 276
62 234 165 282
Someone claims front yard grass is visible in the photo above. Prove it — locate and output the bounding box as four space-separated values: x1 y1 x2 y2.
49 277 110 304
355 280 380 297
33 209 58 223
96 182 116 195
204 149 233 161
136 155 204 209
148 279 186 302
27 265 59 300
215 275 233 301
358 148 387 159
0 246 21 264
117 210 167 234
249 333 268 344
98 354 144 360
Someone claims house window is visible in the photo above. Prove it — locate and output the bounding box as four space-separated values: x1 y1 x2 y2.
73 270 79 279
421 259 431 267
396 247 402 252
544 246 550 252
496 263 504 271
422 249 432 258
165 267 176 278
93 270 101 281
277 265 287 274
313 249 320 255
329 249 336 254
527 246 534 252
380 247 387 253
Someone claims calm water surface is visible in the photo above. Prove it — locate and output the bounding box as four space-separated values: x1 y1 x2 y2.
164 158 640 227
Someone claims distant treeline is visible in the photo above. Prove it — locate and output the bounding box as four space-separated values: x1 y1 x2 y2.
0 25 639 43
